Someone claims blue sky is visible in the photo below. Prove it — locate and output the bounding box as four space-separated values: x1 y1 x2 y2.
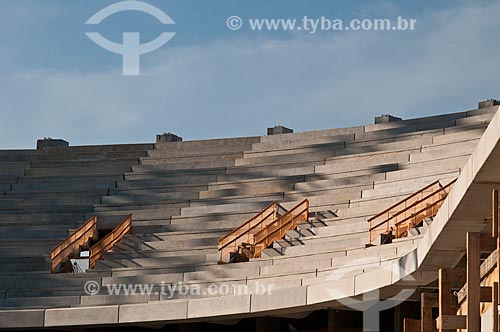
0 0 499 148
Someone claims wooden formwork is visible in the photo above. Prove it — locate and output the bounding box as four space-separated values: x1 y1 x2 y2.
403 189 500 331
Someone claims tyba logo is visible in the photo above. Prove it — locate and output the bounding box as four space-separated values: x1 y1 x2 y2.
85 1 175 76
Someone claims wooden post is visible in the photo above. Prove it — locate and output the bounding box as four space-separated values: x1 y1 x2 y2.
467 232 481 332
421 293 438 332
493 282 498 332
493 190 499 238
403 318 420 332
496 190 500 332
437 268 466 331
439 269 454 332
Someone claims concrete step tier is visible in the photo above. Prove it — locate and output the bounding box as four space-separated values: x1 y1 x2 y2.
0 106 495 324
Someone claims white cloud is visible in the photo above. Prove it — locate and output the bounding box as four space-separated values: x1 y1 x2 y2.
0 1 500 148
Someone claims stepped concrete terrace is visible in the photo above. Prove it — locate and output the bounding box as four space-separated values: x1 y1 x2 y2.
0 104 499 331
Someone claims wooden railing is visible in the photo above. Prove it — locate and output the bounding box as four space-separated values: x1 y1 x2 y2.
218 199 309 263
89 214 132 269
51 216 97 273
368 179 457 244
252 199 309 258
218 202 284 263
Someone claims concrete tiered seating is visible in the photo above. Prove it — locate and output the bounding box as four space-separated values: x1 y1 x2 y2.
0 150 35 193
91 110 492 279
0 144 152 281
0 105 498 329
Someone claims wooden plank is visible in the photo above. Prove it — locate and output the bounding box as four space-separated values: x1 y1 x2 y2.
440 267 466 283
403 318 420 332
497 191 500 332
457 249 497 305
493 190 498 238
480 250 498 280
218 202 277 262
253 199 308 258
493 282 498 332
50 216 97 272
467 232 481 332
439 269 454 332
480 234 497 252
89 214 132 269
481 286 493 303
422 293 436 332
422 292 439 308
457 286 493 304
436 315 466 330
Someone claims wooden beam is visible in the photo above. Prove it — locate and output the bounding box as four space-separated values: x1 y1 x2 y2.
498 217 500 332
422 292 438 308
480 234 497 252
440 267 466 283
493 282 498 332
480 250 498 280
457 286 493 304
439 269 454 332
493 189 498 238
403 318 420 332
456 250 497 304
436 315 466 330
421 293 436 332
481 286 493 303
467 232 481 332
497 191 500 332
496 190 500 332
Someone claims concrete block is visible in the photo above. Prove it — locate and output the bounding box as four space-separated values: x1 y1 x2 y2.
188 294 250 318
44 305 119 327
267 125 293 135
354 264 392 295
374 114 402 124
141 154 241 166
246 277 303 292
259 126 363 144
119 299 188 323
250 286 306 312
365 112 463 132
0 296 81 308
391 249 419 284
80 293 160 306
478 99 500 109
307 276 355 304
259 258 331 276
0 309 44 328
184 267 260 281
156 132 183 143
37 138 69 150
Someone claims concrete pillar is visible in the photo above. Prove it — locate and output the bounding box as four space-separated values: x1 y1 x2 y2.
156 132 182 143
36 138 69 150
374 114 402 124
267 125 293 135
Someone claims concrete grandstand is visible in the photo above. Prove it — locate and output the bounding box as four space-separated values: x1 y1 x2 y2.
1 101 500 331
